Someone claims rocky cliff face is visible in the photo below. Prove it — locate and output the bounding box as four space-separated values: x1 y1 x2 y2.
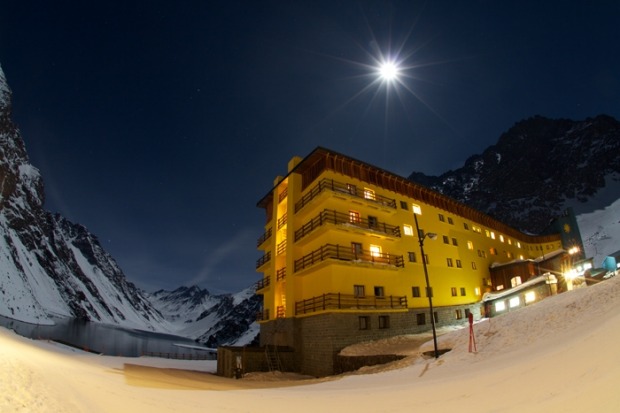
409 115 620 234
0 64 168 330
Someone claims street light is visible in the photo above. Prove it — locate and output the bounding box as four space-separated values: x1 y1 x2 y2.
412 205 439 359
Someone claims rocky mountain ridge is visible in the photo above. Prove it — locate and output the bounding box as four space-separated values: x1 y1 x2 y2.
408 115 620 234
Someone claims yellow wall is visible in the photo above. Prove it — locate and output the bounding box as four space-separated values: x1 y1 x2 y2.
257 157 561 321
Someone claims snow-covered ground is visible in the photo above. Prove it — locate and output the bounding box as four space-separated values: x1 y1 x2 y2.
2 273 619 412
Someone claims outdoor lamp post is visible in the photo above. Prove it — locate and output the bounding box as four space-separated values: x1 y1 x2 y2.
412 205 439 359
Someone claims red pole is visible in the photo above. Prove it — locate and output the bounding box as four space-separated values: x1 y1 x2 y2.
468 313 477 353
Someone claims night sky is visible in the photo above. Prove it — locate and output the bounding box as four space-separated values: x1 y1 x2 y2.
1 1 619 294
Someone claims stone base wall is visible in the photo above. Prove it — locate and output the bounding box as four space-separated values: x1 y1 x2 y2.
259 303 482 377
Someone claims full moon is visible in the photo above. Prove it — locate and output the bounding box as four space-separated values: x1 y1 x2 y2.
379 61 399 81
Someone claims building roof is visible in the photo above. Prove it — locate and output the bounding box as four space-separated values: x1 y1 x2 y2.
256 146 561 244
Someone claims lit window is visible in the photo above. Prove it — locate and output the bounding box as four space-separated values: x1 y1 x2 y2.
467 241 474 250
474 287 481 296
517 242 522 248
489 248 497 255
485 230 490 237
499 235 504 242
519 254 524 260
508 239 512 245
496 285 504 291
403 224 414 236
349 210 360 223
347 184 357 195
490 232 496 240
525 291 536 303
363 188 376 200
510 276 522 287
455 309 463 319
369 244 381 257
495 301 506 312
509 297 520 308
412 204 422 215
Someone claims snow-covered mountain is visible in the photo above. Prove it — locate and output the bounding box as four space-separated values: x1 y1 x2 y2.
578 196 620 268
409 115 620 235
147 285 261 347
0 63 169 330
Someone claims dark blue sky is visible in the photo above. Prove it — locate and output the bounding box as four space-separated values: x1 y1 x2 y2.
1 1 618 293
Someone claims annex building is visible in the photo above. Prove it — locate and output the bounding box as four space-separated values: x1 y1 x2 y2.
253 147 583 377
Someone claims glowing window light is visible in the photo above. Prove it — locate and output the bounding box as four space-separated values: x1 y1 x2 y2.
495 301 506 312
509 297 520 308
525 291 536 303
403 224 414 236
412 204 422 215
370 244 381 257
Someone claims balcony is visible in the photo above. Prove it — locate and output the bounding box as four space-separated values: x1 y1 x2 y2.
257 227 272 247
294 244 404 272
294 178 397 213
277 213 288 230
295 209 401 242
256 309 269 322
256 251 271 269
255 276 270 291
295 293 408 315
276 267 287 281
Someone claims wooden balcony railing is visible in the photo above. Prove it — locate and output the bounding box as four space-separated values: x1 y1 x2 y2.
277 213 288 229
255 276 270 291
295 293 408 315
256 251 271 269
295 209 401 241
276 267 287 281
276 240 287 255
278 187 288 203
256 309 269 321
294 178 397 213
294 244 404 272
257 227 272 247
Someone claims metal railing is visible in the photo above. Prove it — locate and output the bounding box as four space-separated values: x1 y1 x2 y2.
294 179 397 213
294 243 404 272
257 227 272 247
256 251 271 269
295 209 401 241
295 293 408 315
255 276 270 291
276 267 287 281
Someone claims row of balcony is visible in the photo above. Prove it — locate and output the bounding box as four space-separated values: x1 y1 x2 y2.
295 209 401 241
294 178 397 213
295 293 408 315
294 243 404 272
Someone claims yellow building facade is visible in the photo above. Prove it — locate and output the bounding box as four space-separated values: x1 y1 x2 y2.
255 147 563 376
